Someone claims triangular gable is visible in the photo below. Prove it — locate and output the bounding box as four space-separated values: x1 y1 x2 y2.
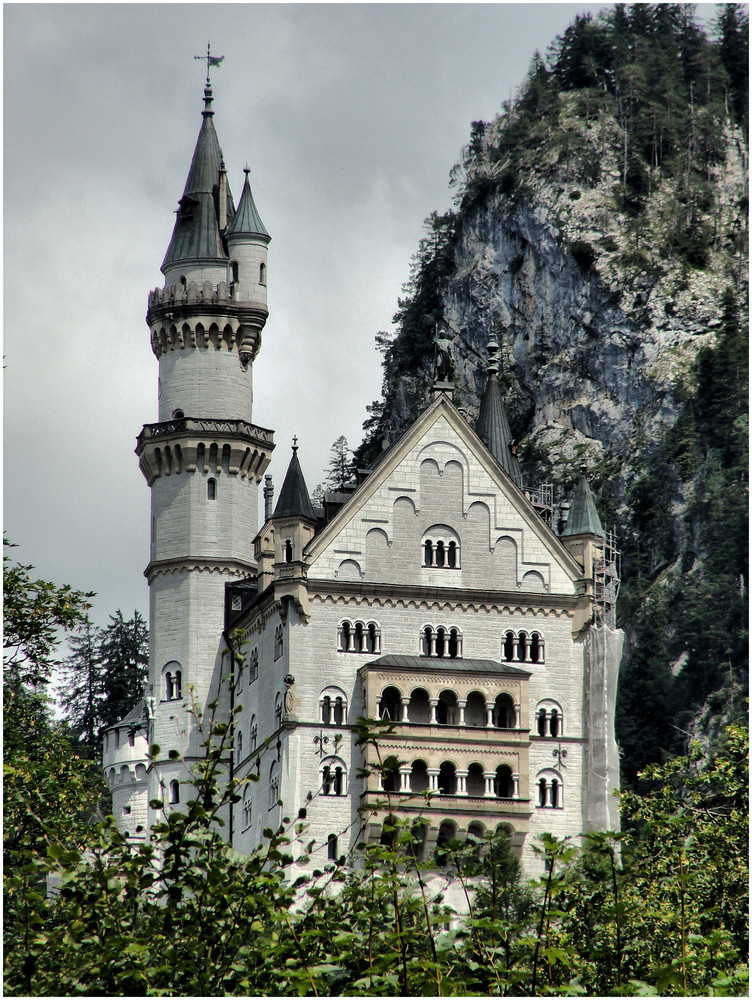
305 395 584 596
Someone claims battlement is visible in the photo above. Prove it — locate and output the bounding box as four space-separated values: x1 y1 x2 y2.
136 417 275 485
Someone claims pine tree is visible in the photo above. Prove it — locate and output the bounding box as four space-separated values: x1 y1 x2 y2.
58 618 103 755
321 436 354 493
98 610 148 732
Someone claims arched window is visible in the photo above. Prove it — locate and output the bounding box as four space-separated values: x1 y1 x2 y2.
495 765 514 798
163 661 182 701
536 769 563 808
236 658 243 692
274 693 282 727
338 619 380 653
250 715 257 752
502 630 545 663
269 762 279 810
407 688 431 724
321 757 347 796
169 780 180 804
435 820 457 867
436 690 458 725
494 693 516 729
284 539 293 563
236 729 243 764
207 477 216 500
422 527 460 569
259 262 266 285
465 690 487 728
381 755 400 793
250 648 259 682
327 833 338 862
354 621 365 652
274 625 283 660
378 686 402 722
409 759 429 793
535 700 563 738
466 762 485 797
320 687 347 725
420 624 462 658
438 761 457 795
242 789 252 831
231 260 239 283
339 620 352 651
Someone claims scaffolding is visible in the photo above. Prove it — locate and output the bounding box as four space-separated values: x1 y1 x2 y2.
594 528 621 629
523 481 554 528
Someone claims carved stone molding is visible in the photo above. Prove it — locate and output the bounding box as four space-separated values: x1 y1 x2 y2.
145 557 256 582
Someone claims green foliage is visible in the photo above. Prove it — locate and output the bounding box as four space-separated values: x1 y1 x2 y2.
3 537 94 690
4 691 748 996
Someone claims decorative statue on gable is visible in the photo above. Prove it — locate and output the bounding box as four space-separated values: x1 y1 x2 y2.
434 321 455 385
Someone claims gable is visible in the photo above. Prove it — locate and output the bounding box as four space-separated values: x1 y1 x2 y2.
306 398 581 597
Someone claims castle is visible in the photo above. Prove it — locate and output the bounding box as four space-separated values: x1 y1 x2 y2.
103 74 623 883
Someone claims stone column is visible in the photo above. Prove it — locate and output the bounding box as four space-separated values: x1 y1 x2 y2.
512 773 520 799
400 697 410 722
484 773 495 797
458 699 466 725
485 703 494 727
430 698 439 723
456 633 463 657
427 768 439 792
457 770 468 796
429 631 437 657
347 629 356 653
513 703 520 729
399 767 411 792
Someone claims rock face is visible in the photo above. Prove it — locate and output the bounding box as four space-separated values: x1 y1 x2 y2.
369 114 747 522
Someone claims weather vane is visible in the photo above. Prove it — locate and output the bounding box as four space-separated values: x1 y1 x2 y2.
194 42 225 83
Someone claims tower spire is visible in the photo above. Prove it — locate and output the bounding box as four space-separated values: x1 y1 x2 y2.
476 331 523 485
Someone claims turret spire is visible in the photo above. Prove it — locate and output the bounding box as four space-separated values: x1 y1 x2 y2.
476 333 523 485
562 467 605 537
273 441 316 521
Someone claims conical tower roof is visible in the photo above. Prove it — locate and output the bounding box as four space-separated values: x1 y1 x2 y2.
273 442 316 521
226 167 270 241
562 472 605 537
476 337 523 485
162 81 235 270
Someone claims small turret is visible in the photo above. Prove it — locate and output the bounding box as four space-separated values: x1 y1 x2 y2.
254 440 316 617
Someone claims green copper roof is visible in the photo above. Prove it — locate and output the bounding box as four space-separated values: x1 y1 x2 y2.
475 340 523 485
562 475 605 537
273 446 316 521
226 168 270 241
162 83 236 270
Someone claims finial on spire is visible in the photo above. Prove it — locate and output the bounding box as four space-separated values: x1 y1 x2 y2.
292 435 299 453
244 164 250 177
486 335 499 378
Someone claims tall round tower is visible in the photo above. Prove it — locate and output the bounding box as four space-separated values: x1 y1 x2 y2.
136 75 274 808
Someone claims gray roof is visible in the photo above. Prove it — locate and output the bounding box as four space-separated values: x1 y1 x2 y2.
273 447 316 521
225 169 270 241
110 700 145 729
363 654 531 676
162 87 235 270
476 370 523 485
562 475 605 537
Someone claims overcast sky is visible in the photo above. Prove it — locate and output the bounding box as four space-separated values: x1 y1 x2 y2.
4 2 718 628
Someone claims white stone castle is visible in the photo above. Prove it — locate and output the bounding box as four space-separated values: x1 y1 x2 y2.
103 76 623 881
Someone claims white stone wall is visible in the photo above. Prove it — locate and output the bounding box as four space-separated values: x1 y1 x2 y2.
150 464 259 564
163 261 229 288
103 726 150 841
310 414 577 598
158 348 254 423
225 237 268 307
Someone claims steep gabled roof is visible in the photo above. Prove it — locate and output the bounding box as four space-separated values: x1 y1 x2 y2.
162 82 235 270
226 168 270 241
273 445 316 521
562 474 605 537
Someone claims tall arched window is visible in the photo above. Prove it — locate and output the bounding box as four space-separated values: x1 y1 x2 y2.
327 833 338 861
242 790 252 831
207 477 216 500
269 763 279 810
236 729 243 764
163 661 182 701
320 687 347 725
284 540 293 563
169 780 180 804
231 260 239 283
259 262 266 285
